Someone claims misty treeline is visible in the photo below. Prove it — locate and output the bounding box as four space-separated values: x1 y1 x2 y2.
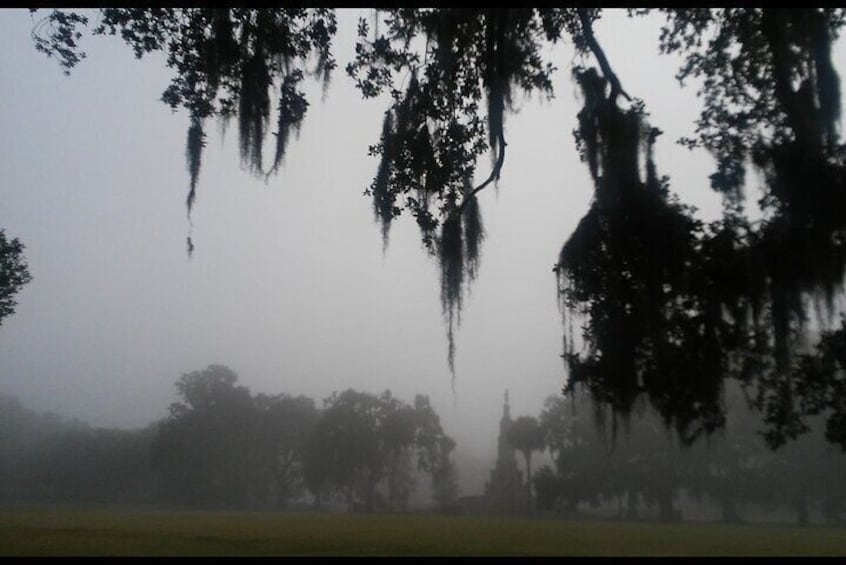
0 365 458 511
525 383 846 526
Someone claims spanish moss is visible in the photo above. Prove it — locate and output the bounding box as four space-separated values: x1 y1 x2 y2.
238 50 272 176
462 190 484 281
349 9 555 382
267 70 309 178
437 189 485 382
185 115 205 216
371 110 397 249
439 212 463 378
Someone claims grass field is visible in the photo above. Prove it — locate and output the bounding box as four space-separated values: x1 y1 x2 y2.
1 506 844 556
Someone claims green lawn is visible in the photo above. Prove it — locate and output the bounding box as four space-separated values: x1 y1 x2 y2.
1 507 844 556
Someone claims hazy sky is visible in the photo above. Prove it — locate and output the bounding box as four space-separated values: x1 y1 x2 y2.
4 9 839 493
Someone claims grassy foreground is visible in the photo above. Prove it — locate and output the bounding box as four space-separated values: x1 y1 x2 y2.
1 507 844 556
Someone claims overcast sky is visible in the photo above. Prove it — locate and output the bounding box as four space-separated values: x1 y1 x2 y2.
3 9 839 493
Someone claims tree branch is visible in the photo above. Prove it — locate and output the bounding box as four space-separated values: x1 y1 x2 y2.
577 8 632 105
457 127 506 215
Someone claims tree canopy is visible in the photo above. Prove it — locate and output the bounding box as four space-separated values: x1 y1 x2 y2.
29 8 846 451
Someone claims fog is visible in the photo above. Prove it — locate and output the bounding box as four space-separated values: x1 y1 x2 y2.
1 8 844 509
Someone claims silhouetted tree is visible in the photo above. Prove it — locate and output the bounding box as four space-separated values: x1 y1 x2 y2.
541 389 686 521
538 391 612 512
0 230 32 328
152 364 254 507
507 415 544 516
430 435 459 510
29 8 846 450
682 381 772 524
306 389 456 512
532 465 566 513
302 424 334 510
311 389 386 511
613 408 695 522
758 414 846 526
538 389 691 521
412 394 459 509
251 393 319 508
380 397 418 511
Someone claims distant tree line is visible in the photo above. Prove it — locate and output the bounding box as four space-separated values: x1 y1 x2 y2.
0 364 458 511
529 384 846 526
0 393 156 503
